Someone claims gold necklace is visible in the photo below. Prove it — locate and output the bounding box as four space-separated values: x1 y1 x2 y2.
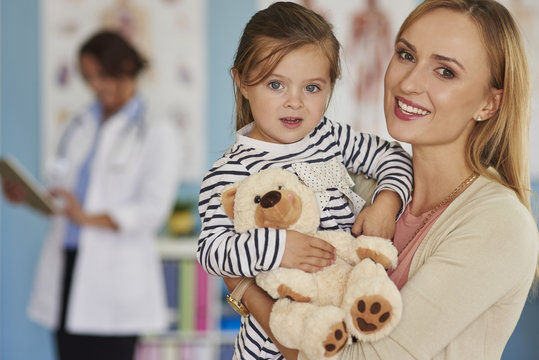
400 172 479 255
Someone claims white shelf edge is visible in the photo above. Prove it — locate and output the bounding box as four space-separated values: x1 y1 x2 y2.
157 236 198 260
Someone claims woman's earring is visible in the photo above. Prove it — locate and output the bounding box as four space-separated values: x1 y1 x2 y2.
476 116 482 122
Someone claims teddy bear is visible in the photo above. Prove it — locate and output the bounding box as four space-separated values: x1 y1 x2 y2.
221 168 402 359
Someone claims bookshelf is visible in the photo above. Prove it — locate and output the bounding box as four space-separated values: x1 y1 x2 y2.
135 237 240 360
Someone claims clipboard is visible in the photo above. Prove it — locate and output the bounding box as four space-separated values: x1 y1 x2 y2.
0 155 57 215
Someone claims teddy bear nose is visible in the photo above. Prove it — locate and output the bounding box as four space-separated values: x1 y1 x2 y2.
260 191 282 208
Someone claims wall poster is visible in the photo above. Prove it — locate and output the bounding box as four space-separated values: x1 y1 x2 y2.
41 0 207 181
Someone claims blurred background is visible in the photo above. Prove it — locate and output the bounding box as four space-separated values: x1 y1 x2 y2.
1 0 538 359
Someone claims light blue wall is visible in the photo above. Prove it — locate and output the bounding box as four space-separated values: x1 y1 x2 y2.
0 1 253 359
0 0 537 359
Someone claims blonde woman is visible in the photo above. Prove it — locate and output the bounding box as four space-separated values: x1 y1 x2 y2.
226 1 539 359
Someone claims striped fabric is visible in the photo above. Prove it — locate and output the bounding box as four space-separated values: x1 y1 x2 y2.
197 117 413 359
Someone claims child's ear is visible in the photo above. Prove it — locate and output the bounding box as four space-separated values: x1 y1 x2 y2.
232 68 249 99
222 187 237 219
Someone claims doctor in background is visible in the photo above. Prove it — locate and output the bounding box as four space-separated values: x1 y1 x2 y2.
2 30 182 360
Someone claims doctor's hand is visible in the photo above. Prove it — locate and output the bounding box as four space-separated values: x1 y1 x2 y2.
2 178 26 203
49 187 119 230
49 188 86 224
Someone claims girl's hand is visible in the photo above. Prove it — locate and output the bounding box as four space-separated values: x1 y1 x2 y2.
352 190 401 239
49 188 87 224
2 178 26 203
280 230 335 273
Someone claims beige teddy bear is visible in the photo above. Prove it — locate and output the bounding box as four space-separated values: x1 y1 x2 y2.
221 168 402 359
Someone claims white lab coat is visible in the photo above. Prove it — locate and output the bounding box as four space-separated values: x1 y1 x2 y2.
28 98 182 335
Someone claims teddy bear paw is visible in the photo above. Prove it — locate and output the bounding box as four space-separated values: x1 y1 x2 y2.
256 268 317 300
355 236 398 270
322 321 349 358
342 260 402 341
277 284 311 302
351 295 392 334
301 308 350 360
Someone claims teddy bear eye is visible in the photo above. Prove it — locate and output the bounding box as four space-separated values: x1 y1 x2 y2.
277 185 283 190
254 195 261 204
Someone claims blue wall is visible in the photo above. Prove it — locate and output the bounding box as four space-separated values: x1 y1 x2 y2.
0 0 537 359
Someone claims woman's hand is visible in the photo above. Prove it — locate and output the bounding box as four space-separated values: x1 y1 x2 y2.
2 178 26 203
280 230 335 273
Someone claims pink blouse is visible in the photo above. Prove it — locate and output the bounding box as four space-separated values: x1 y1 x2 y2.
388 203 450 289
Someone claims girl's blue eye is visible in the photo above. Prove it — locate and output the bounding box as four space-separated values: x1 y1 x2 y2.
305 84 320 93
269 81 282 90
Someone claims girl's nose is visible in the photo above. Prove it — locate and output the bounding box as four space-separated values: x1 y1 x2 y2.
284 89 304 110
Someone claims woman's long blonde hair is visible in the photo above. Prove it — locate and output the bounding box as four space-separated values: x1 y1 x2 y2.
232 1 341 130
398 0 531 209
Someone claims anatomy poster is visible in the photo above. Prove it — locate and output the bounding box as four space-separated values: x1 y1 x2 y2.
500 0 539 177
41 0 207 181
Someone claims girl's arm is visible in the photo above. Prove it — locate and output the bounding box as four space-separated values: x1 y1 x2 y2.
198 167 335 277
338 123 413 218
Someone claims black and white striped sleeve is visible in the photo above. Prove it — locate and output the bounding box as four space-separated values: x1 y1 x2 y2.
336 122 413 215
197 162 287 277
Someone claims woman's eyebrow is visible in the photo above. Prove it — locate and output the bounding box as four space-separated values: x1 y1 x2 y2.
398 37 465 71
432 54 465 71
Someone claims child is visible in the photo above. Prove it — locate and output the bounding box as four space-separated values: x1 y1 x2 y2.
197 2 413 359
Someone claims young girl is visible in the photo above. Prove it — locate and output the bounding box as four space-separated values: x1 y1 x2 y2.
197 2 413 359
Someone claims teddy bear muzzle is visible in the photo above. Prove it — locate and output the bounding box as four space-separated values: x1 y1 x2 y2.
255 190 302 229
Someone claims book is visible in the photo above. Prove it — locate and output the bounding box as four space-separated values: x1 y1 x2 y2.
179 259 195 331
195 263 209 331
0 155 56 214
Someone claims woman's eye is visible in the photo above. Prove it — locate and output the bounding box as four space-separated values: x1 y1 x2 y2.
305 84 320 93
436 67 455 79
397 49 415 62
268 81 283 90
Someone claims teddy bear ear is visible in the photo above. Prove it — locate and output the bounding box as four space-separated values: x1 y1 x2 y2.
222 187 237 219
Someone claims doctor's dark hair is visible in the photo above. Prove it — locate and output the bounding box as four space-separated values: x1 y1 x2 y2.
78 30 147 79
232 1 341 130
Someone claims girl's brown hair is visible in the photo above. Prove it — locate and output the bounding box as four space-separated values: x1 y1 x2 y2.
397 0 531 209
232 1 341 130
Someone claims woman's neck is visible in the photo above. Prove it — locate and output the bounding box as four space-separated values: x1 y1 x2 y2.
409 146 473 216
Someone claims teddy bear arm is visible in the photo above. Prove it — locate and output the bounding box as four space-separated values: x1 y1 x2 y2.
256 268 318 302
314 230 362 265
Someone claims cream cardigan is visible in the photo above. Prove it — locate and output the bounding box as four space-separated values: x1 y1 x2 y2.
337 175 539 360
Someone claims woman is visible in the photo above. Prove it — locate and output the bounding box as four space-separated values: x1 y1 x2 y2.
224 1 539 359
3 30 182 360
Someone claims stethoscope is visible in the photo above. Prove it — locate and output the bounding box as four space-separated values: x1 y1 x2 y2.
47 97 147 183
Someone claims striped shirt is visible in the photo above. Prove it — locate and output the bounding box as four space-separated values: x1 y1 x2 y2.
197 117 413 359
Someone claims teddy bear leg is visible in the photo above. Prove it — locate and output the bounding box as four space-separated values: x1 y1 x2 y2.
270 299 349 360
256 268 317 302
341 259 402 342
